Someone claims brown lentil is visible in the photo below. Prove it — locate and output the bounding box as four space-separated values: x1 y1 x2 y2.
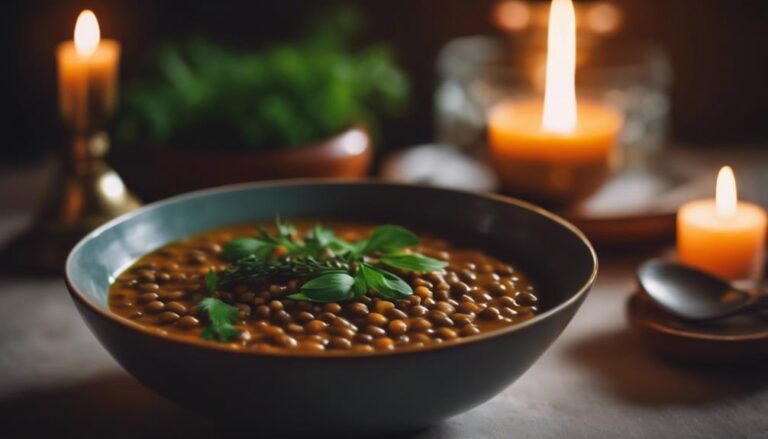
365 325 387 337
436 327 458 340
329 337 352 350
286 323 305 334
388 319 408 336
177 315 200 328
386 308 408 320
479 307 501 320
306 320 328 334
429 310 454 327
410 318 433 332
461 324 481 336
372 337 395 350
138 292 159 303
158 311 180 325
145 301 165 313
165 301 187 315
414 286 433 299
139 283 160 293
273 334 298 348
347 302 369 316
367 312 388 327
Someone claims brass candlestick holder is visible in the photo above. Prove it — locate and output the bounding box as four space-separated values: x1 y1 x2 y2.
7 129 141 273
5 30 141 273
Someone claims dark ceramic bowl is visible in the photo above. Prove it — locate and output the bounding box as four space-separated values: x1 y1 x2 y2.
65 181 596 436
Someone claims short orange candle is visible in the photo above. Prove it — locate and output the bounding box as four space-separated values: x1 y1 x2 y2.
488 100 622 164
677 166 767 280
487 0 622 205
57 10 120 133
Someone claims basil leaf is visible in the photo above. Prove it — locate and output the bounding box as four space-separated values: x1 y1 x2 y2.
199 297 239 342
360 263 413 300
222 237 272 261
288 272 355 302
362 225 420 254
379 253 448 272
352 270 368 297
205 268 218 294
311 224 335 247
302 224 354 256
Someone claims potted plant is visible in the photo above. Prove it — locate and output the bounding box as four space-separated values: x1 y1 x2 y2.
111 12 408 201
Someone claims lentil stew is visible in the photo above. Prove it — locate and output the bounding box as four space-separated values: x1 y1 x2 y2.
108 220 539 353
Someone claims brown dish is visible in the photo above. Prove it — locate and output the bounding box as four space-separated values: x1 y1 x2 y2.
628 292 768 363
109 219 539 353
112 126 372 201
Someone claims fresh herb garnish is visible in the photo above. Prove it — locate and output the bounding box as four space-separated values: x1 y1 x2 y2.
198 297 239 342
380 253 450 273
222 255 351 284
219 218 447 303
199 268 239 342
358 263 413 300
362 225 419 254
205 268 218 294
287 271 356 303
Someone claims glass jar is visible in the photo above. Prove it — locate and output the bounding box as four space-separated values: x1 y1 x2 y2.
435 35 672 167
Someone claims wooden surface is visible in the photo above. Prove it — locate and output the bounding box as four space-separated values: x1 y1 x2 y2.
0 148 767 438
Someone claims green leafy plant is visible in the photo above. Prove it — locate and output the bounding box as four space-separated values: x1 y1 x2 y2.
219 219 447 303
117 9 408 152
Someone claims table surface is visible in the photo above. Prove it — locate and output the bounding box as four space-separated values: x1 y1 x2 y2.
1 149 767 439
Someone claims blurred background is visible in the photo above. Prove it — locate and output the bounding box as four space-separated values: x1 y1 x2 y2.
3 0 768 163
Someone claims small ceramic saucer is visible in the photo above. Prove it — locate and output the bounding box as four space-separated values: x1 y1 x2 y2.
627 292 768 363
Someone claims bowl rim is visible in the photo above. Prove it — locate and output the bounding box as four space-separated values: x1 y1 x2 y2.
65 179 598 358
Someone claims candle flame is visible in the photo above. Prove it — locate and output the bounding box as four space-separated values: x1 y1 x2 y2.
715 166 738 218
74 10 100 57
542 0 577 134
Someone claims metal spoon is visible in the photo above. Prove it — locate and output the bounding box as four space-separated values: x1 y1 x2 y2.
637 259 768 321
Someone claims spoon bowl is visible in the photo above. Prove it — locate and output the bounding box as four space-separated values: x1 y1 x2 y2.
637 259 766 321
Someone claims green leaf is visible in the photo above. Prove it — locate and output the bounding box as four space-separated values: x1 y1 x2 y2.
288 271 355 302
302 224 355 255
222 237 272 261
379 253 447 272
360 263 412 300
117 19 409 153
284 292 313 301
254 218 300 252
275 216 296 238
352 269 368 297
199 297 239 342
205 268 218 294
311 224 335 246
362 225 419 254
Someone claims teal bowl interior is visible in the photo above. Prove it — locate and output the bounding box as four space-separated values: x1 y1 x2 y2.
65 180 596 435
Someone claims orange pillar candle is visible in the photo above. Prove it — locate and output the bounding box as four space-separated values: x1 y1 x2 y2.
57 10 120 134
677 166 767 280
487 0 622 205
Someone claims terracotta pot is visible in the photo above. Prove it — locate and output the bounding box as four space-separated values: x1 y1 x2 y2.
111 126 372 201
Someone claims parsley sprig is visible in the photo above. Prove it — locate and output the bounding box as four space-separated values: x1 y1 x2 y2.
219 219 447 303
199 269 240 342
